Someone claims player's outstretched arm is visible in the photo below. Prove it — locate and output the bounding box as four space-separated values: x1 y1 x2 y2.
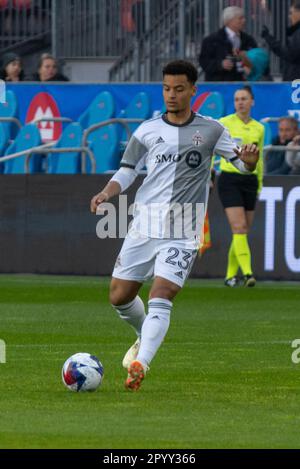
90 181 122 213
214 128 259 174
234 144 259 172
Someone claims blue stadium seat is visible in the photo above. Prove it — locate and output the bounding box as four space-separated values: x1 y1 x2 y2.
0 123 9 174
0 90 19 140
118 92 151 140
87 125 120 173
261 121 273 145
47 123 83 174
79 91 115 130
193 92 224 119
4 124 42 174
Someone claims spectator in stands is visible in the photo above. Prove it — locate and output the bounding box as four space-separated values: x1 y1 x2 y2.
286 134 300 174
31 53 69 82
0 52 25 81
199 6 257 81
261 1 300 81
131 0 145 39
265 117 299 175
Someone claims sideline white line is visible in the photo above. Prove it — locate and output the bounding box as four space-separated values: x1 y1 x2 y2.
10 340 293 349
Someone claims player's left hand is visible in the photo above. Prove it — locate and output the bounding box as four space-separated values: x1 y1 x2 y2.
234 144 259 170
90 191 109 214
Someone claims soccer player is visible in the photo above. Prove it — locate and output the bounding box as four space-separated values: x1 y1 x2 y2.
90 61 259 391
217 86 264 287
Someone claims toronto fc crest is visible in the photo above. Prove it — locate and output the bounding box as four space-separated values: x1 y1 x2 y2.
192 131 204 147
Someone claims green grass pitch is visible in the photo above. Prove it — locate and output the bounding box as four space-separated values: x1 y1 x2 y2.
0 275 300 449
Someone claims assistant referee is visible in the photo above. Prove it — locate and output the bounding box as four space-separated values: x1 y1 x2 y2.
218 85 264 287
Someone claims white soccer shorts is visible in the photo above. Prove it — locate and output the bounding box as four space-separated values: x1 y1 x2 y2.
112 230 198 288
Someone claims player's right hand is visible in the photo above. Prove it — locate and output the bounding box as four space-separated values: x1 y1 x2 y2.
90 192 109 214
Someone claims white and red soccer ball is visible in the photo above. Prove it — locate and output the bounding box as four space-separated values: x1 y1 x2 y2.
62 353 104 392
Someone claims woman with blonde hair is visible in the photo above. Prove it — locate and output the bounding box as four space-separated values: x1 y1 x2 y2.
31 53 69 82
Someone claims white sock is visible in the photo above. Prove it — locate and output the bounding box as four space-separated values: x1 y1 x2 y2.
136 298 172 367
112 296 146 337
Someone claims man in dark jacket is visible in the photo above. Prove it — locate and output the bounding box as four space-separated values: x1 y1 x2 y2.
199 6 257 82
265 117 299 175
261 1 300 81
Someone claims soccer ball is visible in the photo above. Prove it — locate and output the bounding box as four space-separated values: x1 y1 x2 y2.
62 353 104 392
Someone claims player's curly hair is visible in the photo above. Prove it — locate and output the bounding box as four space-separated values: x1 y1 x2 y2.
163 60 198 85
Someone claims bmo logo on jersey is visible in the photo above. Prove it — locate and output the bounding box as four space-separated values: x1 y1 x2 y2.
155 154 182 163
186 151 202 169
155 151 202 169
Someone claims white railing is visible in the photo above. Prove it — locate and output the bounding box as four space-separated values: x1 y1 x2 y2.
0 118 144 174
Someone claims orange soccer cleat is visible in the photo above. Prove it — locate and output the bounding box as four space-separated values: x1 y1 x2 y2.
125 360 147 391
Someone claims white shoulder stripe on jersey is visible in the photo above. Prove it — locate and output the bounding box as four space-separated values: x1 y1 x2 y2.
194 112 224 128
140 114 163 125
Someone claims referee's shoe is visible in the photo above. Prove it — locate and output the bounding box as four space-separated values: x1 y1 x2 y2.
243 274 256 287
224 276 239 287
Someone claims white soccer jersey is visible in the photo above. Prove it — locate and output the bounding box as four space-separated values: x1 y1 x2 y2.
112 112 248 245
